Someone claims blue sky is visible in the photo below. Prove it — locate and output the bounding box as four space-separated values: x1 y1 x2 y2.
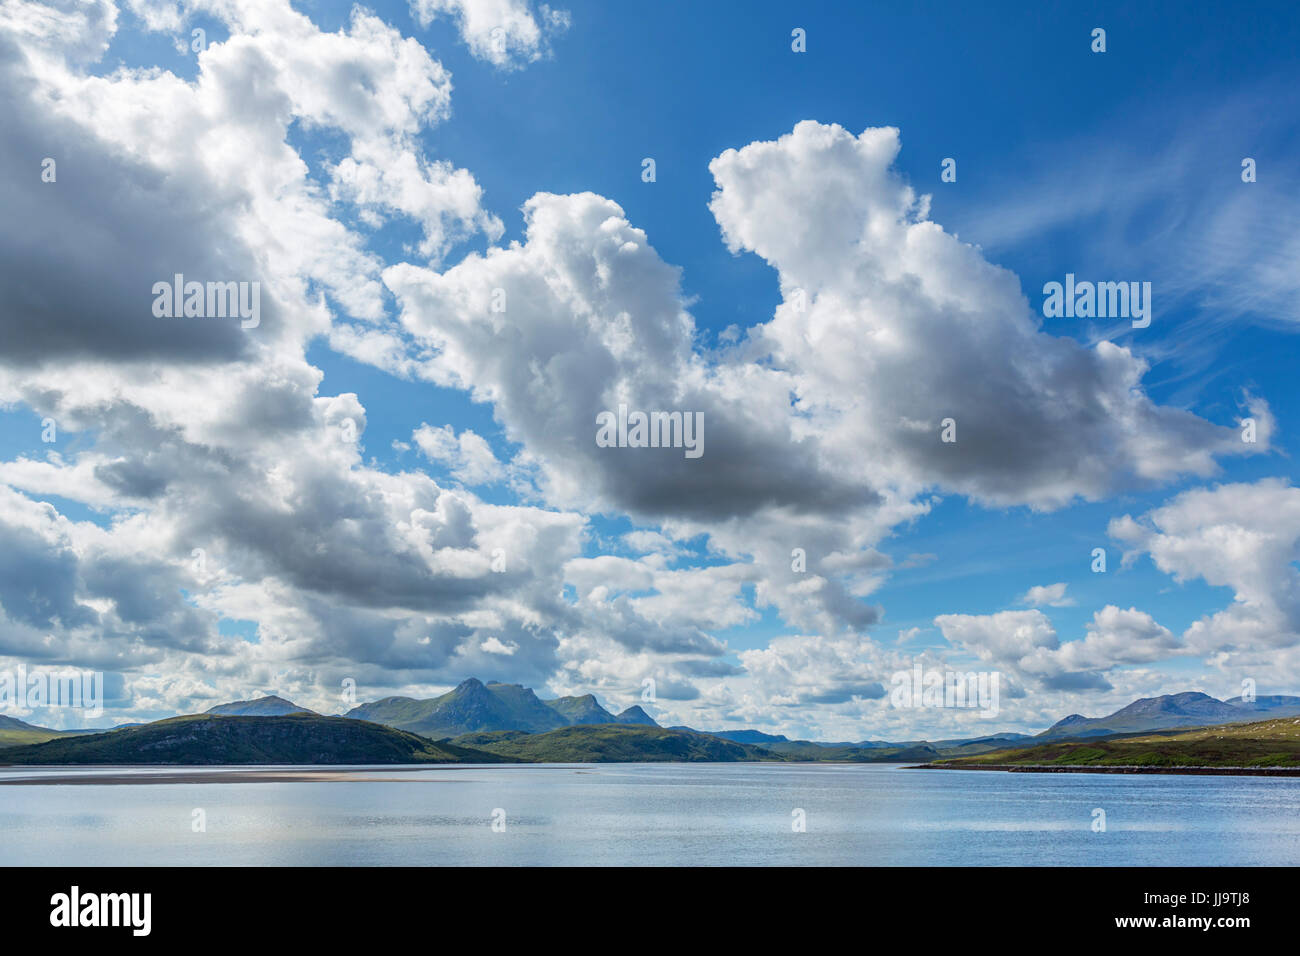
1 0 1298 738
308 0 1299 660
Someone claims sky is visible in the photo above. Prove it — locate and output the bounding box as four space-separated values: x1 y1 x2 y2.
1 0 1299 740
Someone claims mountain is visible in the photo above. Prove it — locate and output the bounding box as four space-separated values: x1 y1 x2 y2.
0 714 68 748
206 695 314 716
542 694 618 725
935 716 1300 771
0 713 514 765
1037 692 1300 740
18 681 1297 765
614 705 659 726
449 724 775 762
1225 694 1300 714
344 678 567 738
343 679 665 737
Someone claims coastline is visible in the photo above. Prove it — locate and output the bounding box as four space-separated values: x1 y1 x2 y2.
917 763 1300 776
0 765 538 785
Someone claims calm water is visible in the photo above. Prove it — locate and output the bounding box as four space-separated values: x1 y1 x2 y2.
2 763 1299 866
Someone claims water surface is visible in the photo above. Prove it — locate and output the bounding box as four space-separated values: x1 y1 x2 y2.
2 763 1297 866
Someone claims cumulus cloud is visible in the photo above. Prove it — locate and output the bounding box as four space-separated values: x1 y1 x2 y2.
1111 479 1300 658
708 121 1265 511
413 423 506 486
935 609 1060 667
1019 582 1074 607
0 4 1288 736
1023 606 1180 676
381 120 1265 647
384 191 874 525
0 0 590 721
410 0 569 68
935 602 1182 694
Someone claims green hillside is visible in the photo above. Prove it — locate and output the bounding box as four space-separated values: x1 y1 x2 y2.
933 717 1300 770
0 713 515 765
0 715 69 749
449 724 781 762
763 739 942 762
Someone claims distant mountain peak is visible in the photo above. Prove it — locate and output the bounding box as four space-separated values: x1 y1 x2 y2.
542 693 617 726
1049 714 1088 729
206 695 314 717
616 705 659 727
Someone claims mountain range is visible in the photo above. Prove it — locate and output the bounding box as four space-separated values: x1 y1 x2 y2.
5 684 1300 766
342 678 660 738
1037 692 1300 739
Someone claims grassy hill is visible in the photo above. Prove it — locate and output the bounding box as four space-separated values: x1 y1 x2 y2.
704 729 789 745
0 715 69 749
0 713 515 765
761 739 942 762
450 724 780 762
932 717 1300 770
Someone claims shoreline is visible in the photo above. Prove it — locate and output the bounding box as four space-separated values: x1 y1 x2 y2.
0 760 905 783
917 763 1300 776
0 764 575 785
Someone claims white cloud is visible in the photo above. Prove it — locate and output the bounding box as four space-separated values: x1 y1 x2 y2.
410 0 569 68
935 609 1059 667
1022 606 1180 677
1111 478 1300 658
0 0 595 718
1019 582 1075 607
0 6 1290 737
708 121 1266 511
935 603 1181 692
413 423 506 486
